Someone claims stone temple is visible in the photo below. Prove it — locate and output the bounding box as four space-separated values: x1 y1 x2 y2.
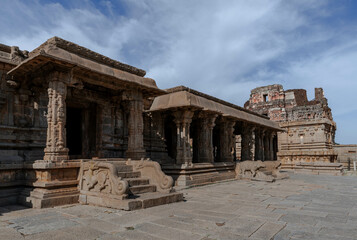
244 84 356 174
0 37 285 210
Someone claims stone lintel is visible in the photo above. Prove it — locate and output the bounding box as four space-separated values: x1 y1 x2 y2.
149 88 282 131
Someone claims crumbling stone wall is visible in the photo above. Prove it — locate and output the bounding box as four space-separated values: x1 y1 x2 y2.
245 84 338 168
245 84 333 123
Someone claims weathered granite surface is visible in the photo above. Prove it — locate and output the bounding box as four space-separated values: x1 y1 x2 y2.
245 84 342 173
0 37 283 209
1 173 357 239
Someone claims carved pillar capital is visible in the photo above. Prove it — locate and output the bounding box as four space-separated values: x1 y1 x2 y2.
46 70 72 84
173 110 194 125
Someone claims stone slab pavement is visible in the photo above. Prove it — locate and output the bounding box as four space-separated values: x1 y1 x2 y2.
1 173 357 240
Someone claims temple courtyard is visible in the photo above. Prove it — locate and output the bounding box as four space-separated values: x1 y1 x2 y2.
0 173 356 240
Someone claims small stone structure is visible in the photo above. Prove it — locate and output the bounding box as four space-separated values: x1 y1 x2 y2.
245 84 345 175
148 86 282 187
0 37 283 209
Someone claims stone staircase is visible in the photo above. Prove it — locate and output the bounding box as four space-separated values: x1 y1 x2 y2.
79 159 183 210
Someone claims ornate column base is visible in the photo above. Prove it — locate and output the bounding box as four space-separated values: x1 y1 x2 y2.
19 160 80 208
43 147 69 161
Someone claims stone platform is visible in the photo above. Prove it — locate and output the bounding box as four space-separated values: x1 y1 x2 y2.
162 162 236 187
1 173 357 240
281 162 344 176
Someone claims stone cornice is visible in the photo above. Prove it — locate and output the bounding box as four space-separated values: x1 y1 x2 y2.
165 85 270 120
29 36 146 77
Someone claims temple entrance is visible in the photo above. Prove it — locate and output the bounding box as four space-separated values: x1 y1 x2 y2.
66 107 82 156
66 103 98 159
164 115 176 160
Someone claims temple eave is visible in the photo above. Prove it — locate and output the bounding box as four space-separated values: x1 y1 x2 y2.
7 52 165 96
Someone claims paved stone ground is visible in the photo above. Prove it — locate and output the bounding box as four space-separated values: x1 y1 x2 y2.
1 173 357 240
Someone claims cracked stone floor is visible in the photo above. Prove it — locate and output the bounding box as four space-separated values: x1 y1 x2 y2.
1 173 357 240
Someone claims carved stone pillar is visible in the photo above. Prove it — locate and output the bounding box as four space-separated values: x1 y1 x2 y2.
263 131 270 161
218 118 236 162
250 126 256 161
254 128 264 161
125 89 146 159
269 132 275 160
241 123 253 161
197 111 217 163
173 110 194 165
254 128 260 160
44 76 69 162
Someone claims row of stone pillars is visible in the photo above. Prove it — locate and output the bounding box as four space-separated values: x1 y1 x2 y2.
43 70 146 162
240 123 276 161
172 109 277 165
173 109 236 165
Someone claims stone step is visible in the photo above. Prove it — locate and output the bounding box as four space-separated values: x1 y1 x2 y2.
123 192 184 210
129 184 156 194
117 171 141 178
114 164 133 172
126 178 150 187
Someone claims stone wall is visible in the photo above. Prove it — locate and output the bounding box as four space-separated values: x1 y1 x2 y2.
245 84 338 170
334 144 357 169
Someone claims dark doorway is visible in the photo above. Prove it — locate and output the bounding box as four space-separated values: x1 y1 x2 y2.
164 115 176 159
82 103 98 158
213 122 220 162
66 107 83 156
273 135 278 160
191 118 199 163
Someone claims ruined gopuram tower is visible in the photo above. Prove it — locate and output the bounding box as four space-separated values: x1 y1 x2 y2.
245 84 340 174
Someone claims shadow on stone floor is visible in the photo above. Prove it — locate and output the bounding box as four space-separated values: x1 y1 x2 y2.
0 205 29 216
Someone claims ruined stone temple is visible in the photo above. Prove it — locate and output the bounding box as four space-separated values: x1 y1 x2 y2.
0 37 282 209
245 84 353 174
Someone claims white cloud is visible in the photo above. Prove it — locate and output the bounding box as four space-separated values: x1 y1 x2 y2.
1 0 357 143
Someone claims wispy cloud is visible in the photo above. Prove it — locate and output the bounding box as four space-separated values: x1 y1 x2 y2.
1 0 357 143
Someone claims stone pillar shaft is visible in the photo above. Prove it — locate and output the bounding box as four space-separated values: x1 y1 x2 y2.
173 110 194 165
269 133 275 160
264 131 270 161
44 79 69 162
218 118 235 162
250 127 256 161
254 128 265 161
261 130 266 161
241 123 254 161
126 89 146 159
197 112 217 163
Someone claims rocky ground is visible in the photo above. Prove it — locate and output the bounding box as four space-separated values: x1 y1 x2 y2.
1 173 357 240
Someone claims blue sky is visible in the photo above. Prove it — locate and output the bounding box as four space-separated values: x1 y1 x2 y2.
1 0 357 144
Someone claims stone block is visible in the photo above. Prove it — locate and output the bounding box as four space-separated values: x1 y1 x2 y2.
250 221 286 239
